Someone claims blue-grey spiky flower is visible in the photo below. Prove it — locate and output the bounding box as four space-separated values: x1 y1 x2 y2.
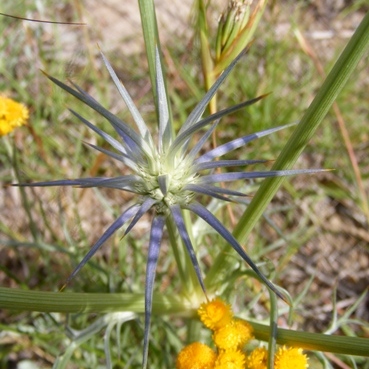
18 47 319 367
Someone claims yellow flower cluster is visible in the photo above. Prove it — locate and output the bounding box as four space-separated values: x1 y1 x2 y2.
275 346 308 369
246 347 267 369
176 342 216 369
197 297 233 330
177 298 253 369
246 346 308 369
0 96 29 136
176 298 309 369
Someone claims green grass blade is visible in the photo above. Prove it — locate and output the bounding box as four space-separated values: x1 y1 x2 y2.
233 11 369 244
138 0 160 100
138 0 173 137
250 320 369 357
0 287 188 314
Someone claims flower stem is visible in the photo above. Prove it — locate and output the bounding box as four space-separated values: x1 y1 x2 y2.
166 215 201 299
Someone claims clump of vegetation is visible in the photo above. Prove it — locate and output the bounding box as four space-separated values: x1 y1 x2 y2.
0 1 368 368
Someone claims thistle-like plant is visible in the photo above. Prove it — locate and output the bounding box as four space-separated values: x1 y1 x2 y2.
18 47 320 367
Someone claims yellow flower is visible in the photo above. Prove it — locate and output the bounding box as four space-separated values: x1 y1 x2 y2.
198 298 233 331
0 96 29 136
176 342 216 369
274 346 308 369
214 350 246 369
213 319 253 350
246 347 267 369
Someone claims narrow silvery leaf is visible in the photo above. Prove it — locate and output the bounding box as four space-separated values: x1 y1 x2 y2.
79 175 143 191
69 79 100 104
199 169 326 184
142 215 165 369
68 84 134 157
186 121 218 161
184 183 247 197
193 159 268 172
62 204 140 288
170 205 207 294
124 197 158 236
155 47 172 152
183 185 233 202
184 202 286 301
179 47 250 134
113 125 146 163
196 123 297 164
43 72 153 158
158 174 168 196
68 79 147 161
170 95 265 157
99 50 155 148
14 178 110 187
17 176 141 194
84 142 139 172
69 109 130 157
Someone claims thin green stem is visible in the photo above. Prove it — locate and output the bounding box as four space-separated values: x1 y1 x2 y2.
183 209 205 298
8 137 39 241
186 319 202 345
267 290 278 369
249 320 369 357
197 0 216 113
165 215 200 299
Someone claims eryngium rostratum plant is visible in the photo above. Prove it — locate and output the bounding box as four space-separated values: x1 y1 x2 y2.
18 47 321 367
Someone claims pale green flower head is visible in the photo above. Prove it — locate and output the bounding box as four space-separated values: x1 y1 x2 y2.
18 46 321 368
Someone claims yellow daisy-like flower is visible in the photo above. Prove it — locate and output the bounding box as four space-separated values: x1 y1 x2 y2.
246 347 268 369
176 342 217 369
0 96 29 136
214 350 246 369
198 298 233 331
274 346 308 369
213 319 254 350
